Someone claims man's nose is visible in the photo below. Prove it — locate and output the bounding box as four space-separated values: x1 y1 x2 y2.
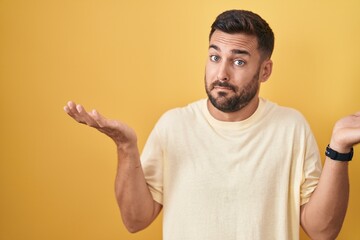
217 62 229 81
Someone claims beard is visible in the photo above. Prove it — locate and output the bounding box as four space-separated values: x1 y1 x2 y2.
205 70 260 113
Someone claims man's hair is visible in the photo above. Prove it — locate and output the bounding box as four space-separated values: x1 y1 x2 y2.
210 10 274 59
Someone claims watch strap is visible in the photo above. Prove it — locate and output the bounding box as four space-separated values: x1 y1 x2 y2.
325 145 353 161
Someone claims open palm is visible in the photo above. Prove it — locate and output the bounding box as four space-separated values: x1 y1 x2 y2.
331 111 360 153
64 101 137 147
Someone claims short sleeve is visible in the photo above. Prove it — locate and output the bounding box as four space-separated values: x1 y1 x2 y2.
300 132 322 206
141 126 164 205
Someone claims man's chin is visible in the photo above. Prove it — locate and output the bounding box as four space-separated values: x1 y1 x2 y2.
211 92 232 103
209 96 235 111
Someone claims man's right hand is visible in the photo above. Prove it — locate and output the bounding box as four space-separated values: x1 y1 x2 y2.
63 101 137 148
64 101 161 232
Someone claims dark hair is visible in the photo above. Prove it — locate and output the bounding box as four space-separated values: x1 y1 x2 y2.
210 10 274 59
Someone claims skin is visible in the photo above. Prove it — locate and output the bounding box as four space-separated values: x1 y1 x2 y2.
64 30 360 238
205 30 272 121
300 114 360 239
64 102 162 232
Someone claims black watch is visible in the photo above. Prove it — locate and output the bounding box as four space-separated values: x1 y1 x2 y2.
325 145 353 161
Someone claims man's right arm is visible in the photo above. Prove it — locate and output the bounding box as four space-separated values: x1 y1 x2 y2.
64 101 162 233
114 143 162 232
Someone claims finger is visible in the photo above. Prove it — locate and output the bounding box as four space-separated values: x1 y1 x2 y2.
92 110 123 128
64 101 96 126
75 104 99 127
68 102 86 123
65 101 78 114
353 111 360 117
87 110 113 135
64 101 79 118
89 109 110 128
90 110 123 136
63 101 71 113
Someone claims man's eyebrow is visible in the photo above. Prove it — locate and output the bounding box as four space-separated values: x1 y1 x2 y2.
231 49 250 56
209 44 220 51
209 44 250 56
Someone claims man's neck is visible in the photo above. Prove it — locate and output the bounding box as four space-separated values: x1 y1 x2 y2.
207 97 260 122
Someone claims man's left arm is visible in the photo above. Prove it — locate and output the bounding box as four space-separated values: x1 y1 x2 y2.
301 111 360 239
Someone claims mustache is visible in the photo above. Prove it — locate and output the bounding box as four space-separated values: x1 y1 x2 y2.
211 80 237 91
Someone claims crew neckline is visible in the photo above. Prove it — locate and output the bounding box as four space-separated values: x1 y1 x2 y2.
202 98 267 130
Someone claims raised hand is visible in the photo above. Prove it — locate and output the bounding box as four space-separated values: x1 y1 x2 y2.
63 101 137 148
330 111 360 153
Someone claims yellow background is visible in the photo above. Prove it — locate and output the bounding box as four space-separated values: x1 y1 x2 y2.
1 0 359 239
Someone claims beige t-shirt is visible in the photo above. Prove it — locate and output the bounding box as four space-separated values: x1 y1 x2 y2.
141 98 322 240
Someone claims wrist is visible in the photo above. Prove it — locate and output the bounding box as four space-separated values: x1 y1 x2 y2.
116 142 138 155
326 144 353 161
329 140 352 154
116 143 141 169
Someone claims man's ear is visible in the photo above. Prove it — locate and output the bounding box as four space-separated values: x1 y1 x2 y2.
259 59 273 83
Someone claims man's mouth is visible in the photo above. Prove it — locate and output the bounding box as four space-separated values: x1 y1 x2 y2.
214 86 232 91
212 81 236 92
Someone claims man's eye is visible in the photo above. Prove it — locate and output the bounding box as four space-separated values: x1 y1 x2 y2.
234 60 245 66
210 55 220 62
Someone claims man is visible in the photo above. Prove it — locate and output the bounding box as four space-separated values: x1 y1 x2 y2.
64 10 360 240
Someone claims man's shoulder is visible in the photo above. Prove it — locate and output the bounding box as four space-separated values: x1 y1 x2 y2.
263 99 308 124
161 99 205 118
155 99 206 126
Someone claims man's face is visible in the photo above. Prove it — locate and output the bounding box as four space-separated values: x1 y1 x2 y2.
205 30 265 113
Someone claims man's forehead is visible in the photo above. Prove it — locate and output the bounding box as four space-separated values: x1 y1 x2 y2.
209 30 258 52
